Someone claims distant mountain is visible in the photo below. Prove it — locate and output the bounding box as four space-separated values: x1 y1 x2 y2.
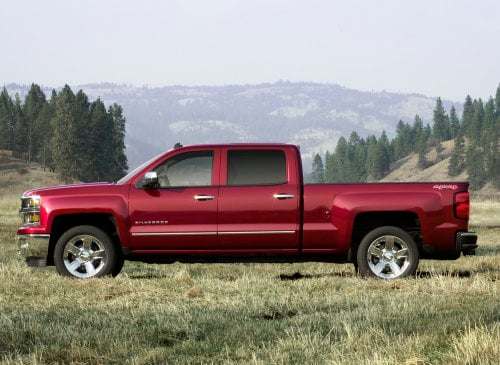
5 82 461 171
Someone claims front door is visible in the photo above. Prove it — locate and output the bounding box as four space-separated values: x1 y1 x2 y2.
128 149 219 251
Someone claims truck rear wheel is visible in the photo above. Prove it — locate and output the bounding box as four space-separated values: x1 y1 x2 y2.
357 226 419 279
54 225 118 279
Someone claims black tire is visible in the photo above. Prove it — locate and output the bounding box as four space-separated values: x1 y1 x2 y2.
54 225 118 279
111 251 125 277
357 226 419 279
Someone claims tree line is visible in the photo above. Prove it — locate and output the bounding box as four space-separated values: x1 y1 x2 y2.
312 84 500 190
0 84 128 183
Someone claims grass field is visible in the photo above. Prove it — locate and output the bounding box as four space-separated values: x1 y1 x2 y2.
0 169 498 364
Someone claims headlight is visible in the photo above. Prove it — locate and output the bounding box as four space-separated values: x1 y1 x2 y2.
19 195 41 225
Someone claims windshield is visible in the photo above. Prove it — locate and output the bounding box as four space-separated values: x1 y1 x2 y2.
116 150 170 184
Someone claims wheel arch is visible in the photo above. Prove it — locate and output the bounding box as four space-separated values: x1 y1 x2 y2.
47 213 121 266
348 211 422 263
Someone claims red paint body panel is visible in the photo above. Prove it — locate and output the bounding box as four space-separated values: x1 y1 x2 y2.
302 183 468 254
128 186 219 250
16 143 472 262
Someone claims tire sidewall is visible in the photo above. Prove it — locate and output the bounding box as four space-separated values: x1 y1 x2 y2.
54 225 116 278
357 226 419 279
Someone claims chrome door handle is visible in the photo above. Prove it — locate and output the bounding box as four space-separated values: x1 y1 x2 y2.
273 193 295 200
194 195 215 201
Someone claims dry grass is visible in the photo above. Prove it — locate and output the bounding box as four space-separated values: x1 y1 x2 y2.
382 140 468 183
470 200 500 227
0 242 498 364
0 158 64 225
1 157 499 364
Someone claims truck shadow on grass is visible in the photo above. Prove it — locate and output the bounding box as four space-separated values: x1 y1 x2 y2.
279 271 355 281
278 270 475 281
126 269 475 281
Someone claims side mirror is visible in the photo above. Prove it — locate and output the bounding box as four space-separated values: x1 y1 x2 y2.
142 171 159 188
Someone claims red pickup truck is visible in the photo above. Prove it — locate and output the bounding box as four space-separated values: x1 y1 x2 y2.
16 143 477 280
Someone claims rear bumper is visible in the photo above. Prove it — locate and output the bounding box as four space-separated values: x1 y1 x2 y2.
16 234 50 267
456 231 478 255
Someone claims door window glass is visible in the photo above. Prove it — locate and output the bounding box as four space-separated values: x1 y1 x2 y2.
155 151 214 187
227 150 286 185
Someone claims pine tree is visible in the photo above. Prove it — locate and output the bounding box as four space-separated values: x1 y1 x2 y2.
365 132 389 181
12 94 27 159
377 131 391 177
414 115 431 170
324 151 335 183
411 115 424 153
461 95 474 138
448 131 465 176
333 137 348 182
51 85 78 183
0 88 15 150
109 104 128 180
483 98 496 179
72 90 91 181
88 98 113 182
432 97 450 142
37 92 56 171
466 143 486 189
311 153 325 183
366 135 379 181
23 84 47 162
393 120 413 160
493 84 500 188
464 99 487 188
337 131 365 183
469 99 484 142
449 106 460 139
351 132 367 182
417 145 428 169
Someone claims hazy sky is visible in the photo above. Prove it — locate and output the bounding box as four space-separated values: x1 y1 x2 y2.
1 0 498 101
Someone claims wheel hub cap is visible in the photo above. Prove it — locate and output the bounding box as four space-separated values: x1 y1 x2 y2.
366 234 410 279
382 250 394 262
63 234 106 278
79 249 91 262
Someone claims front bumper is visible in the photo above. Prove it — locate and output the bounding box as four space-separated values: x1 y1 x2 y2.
456 231 478 256
16 234 50 267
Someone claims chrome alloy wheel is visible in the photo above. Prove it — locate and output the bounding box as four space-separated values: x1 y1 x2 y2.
366 235 410 279
63 234 107 278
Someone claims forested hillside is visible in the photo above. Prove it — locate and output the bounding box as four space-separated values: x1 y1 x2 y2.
0 84 127 183
311 84 500 190
6 82 457 170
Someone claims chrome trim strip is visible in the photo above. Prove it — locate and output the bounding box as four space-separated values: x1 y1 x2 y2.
219 230 295 235
132 232 217 237
132 230 295 237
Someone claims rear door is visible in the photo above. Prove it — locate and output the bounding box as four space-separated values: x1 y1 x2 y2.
218 147 300 251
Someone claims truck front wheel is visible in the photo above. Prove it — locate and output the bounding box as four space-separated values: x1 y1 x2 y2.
357 226 419 279
54 225 118 279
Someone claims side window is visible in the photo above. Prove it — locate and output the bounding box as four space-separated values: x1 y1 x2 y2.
227 150 287 186
155 150 214 187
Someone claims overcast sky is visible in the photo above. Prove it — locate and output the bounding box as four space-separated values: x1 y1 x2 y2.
1 0 498 101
